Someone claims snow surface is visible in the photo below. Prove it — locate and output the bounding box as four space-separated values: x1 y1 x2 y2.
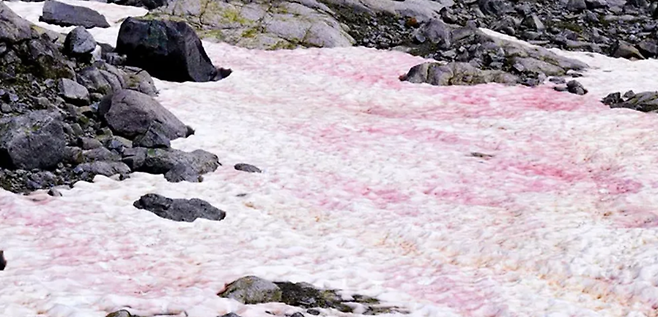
4 1 658 317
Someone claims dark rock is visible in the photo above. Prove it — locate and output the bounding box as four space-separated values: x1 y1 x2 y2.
83 147 120 162
219 314 241 317
234 163 261 173
0 111 67 170
133 193 226 222
164 163 202 182
40 0 110 29
124 147 219 181
478 0 509 15
637 40 658 57
121 66 157 96
566 80 588 95
97 89 188 141
64 26 96 57
607 91 658 112
602 92 623 105
0 250 5 270
74 161 131 177
306 309 320 316
132 125 171 148
106 310 133 317
48 188 63 196
116 18 226 82
107 0 168 10
290 313 304 317
522 14 545 32
58 78 89 105
78 137 103 150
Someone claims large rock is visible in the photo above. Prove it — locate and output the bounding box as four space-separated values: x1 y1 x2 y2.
0 111 67 170
64 26 97 57
133 193 226 222
603 90 658 112
40 0 110 29
97 89 188 141
0 2 36 43
218 276 397 314
401 62 518 86
122 147 220 182
116 18 227 82
218 276 283 304
58 78 90 105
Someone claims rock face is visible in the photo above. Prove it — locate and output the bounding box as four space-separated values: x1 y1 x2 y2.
146 0 453 50
116 18 229 82
133 193 226 222
218 276 398 314
0 111 67 170
97 89 189 141
40 0 110 29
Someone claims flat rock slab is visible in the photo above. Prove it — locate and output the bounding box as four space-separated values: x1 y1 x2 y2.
40 0 110 29
133 193 226 222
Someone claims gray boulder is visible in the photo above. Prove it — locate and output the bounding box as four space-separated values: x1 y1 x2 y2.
122 147 220 182
401 62 518 86
604 90 658 112
97 89 188 141
64 26 96 56
0 111 67 170
74 161 131 177
58 78 90 105
133 193 226 222
40 0 110 29
0 2 36 43
234 163 261 173
116 18 228 82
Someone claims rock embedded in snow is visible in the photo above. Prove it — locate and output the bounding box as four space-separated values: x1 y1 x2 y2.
122 147 220 182
0 250 5 270
603 90 658 112
401 61 518 86
97 89 189 142
219 276 283 304
234 163 262 173
116 17 227 82
39 0 110 29
105 309 132 317
133 193 226 222
63 26 96 57
107 0 168 10
218 276 396 313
